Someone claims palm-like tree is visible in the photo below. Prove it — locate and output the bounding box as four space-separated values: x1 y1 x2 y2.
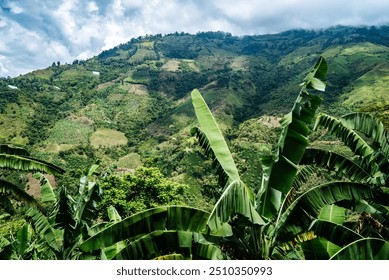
296 112 389 259
0 163 103 260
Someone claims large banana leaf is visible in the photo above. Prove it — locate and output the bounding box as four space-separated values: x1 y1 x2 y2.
33 172 56 203
0 144 29 156
191 89 241 190
80 206 211 253
318 204 346 224
26 208 61 253
54 186 77 252
76 164 102 226
340 112 389 159
274 181 376 237
355 200 389 224
300 238 333 259
260 57 327 219
207 180 265 233
311 220 363 246
301 56 328 91
330 238 389 260
301 219 363 259
105 230 223 260
0 154 65 174
0 177 42 211
16 224 32 257
301 148 371 182
314 114 382 176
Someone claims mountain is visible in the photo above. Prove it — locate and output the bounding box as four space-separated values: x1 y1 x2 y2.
0 25 388 195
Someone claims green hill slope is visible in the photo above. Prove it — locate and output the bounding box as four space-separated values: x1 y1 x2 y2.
0 25 388 185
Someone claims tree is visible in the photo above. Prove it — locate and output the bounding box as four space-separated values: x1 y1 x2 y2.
0 144 64 214
97 167 187 219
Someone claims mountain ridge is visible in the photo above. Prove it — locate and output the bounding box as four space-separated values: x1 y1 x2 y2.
0 25 388 185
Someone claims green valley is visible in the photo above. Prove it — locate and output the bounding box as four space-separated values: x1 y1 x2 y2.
0 25 388 260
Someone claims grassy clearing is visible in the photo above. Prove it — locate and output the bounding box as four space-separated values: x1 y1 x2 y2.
90 128 128 148
41 143 75 153
121 83 148 95
107 84 148 102
60 68 96 81
28 68 54 79
343 64 389 108
230 56 250 71
162 59 180 71
140 41 154 49
46 119 94 145
179 60 199 72
129 48 157 63
116 153 142 169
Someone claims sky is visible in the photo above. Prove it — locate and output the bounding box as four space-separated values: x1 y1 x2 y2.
1 0 389 77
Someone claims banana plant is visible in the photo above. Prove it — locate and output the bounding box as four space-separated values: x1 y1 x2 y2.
295 111 389 258
2 163 103 259
80 57 388 260
190 56 388 259
80 205 227 260
306 112 388 187
0 144 64 213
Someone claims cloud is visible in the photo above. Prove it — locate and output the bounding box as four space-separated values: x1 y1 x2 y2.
1 0 389 77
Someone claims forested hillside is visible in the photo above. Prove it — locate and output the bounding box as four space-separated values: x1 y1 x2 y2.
0 25 388 259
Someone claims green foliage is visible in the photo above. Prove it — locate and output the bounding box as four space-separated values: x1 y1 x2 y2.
188 57 389 260
98 167 188 219
2 27 389 260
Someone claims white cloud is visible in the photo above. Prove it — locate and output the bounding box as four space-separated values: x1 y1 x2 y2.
8 2 24 14
0 55 11 76
1 0 389 77
87 1 99 13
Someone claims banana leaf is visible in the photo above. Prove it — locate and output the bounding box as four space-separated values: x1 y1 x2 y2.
26 208 61 252
106 230 223 260
191 89 242 192
330 238 389 260
341 112 389 159
311 220 363 246
0 154 64 174
0 144 29 156
16 224 31 257
0 177 42 211
274 181 376 237
33 172 56 203
260 57 326 219
301 148 371 182
107 205 122 222
314 114 381 175
301 219 365 259
80 206 212 253
318 204 346 225
207 180 265 233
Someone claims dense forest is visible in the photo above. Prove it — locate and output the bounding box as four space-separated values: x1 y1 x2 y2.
0 25 388 259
